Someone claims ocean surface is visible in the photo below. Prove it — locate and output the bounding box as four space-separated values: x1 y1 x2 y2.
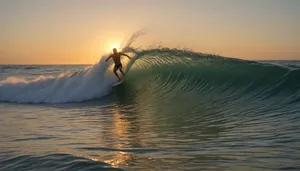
1 47 300 170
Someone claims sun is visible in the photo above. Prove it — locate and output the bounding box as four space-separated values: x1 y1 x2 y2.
110 43 121 52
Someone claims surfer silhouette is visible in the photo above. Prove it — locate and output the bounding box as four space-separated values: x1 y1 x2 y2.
106 48 131 81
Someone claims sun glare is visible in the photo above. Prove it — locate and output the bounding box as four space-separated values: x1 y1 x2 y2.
110 43 121 52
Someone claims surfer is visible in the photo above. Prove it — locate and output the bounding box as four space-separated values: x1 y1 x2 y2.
106 48 131 81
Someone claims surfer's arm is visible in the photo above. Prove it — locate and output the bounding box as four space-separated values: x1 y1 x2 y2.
121 53 131 59
105 55 112 62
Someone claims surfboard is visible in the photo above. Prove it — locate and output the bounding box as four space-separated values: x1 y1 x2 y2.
112 80 124 87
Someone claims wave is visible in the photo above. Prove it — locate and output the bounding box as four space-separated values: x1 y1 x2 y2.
119 48 299 108
0 153 122 171
0 42 299 104
0 65 42 70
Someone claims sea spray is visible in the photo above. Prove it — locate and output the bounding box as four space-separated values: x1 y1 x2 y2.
0 57 116 103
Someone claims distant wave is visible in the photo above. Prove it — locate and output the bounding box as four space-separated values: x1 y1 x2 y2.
0 153 122 171
0 65 41 70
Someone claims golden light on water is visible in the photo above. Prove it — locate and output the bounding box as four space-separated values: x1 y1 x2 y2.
77 107 137 168
102 107 137 167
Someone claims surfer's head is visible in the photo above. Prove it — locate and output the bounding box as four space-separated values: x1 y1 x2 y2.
113 48 117 54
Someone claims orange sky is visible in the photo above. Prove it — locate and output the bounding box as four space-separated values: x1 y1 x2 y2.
1 0 299 64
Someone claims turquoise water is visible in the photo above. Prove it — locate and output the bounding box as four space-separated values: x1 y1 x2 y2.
0 47 300 170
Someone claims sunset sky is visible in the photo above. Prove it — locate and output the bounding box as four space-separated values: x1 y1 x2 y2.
1 0 299 64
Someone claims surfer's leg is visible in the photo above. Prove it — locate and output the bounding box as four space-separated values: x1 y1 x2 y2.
113 67 121 81
119 67 125 76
